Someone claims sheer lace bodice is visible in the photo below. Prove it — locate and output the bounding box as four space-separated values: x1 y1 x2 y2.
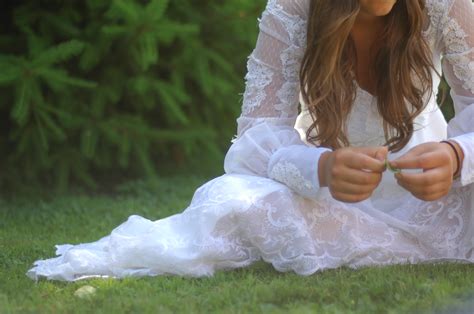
227 0 474 193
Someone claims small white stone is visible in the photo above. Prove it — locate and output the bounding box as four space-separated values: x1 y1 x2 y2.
74 285 96 299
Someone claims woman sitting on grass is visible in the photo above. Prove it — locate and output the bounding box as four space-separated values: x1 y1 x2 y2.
28 0 474 281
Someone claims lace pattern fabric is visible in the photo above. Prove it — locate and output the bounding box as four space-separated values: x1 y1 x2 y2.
242 58 274 116
439 0 474 94
268 160 313 192
27 0 474 281
239 0 307 124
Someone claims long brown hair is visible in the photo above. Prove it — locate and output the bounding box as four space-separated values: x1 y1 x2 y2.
300 0 434 152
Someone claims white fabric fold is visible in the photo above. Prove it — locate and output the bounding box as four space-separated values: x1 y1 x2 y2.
26 0 474 282
225 122 330 198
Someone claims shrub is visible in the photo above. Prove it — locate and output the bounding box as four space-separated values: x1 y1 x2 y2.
0 0 266 191
0 0 454 192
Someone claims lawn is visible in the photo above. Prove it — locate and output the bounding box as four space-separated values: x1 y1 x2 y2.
1 175 473 313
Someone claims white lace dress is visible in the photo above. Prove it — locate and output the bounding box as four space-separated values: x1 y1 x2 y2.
28 0 474 281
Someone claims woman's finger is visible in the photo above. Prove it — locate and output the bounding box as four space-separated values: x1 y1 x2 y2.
395 167 449 186
333 168 381 185
331 180 377 195
410 190 450 202
345 153 385 172
391 151 447 170
330 191 372 203
397 175 451 195
396 179 451 196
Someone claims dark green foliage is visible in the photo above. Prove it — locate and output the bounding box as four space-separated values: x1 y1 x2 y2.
0 0 265 191
439 77 455 121
0 0 455 192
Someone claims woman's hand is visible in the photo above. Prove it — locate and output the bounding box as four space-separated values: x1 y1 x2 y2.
389 141 462 201
318 146 388 203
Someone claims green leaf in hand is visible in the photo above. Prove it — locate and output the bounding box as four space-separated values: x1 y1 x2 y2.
385 159 401 174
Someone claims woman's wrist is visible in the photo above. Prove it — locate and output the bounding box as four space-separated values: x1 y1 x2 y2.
440 140 464 178
318 151 332 187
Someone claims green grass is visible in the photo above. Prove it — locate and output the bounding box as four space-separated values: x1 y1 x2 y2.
1 175 473 313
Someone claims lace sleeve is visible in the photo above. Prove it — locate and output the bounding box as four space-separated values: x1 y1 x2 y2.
237 0 307 133
438 0 474 185
224 0 331 198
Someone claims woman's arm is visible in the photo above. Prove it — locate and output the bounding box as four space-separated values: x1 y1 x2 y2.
441 0 474 185
224 0 331 199
391 0 474 200
224 0 386 202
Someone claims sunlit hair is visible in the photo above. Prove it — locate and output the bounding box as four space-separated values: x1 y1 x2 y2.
300 0 434 152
